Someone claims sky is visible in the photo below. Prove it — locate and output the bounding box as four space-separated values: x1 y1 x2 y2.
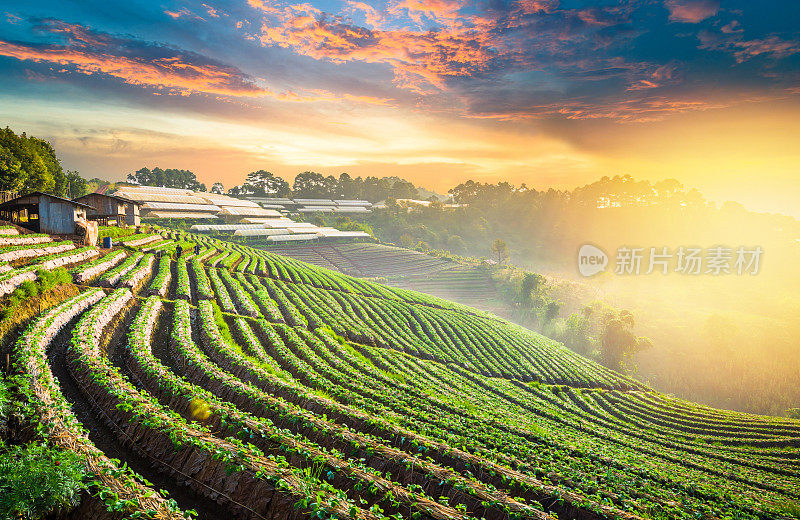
1 1 799 215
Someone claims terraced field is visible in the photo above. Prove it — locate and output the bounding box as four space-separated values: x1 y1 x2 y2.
258 243 505 315
2 225 799 520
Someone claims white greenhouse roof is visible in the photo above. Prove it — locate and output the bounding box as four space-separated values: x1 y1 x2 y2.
199 194 261 208
191 224 265 231
121 186 195 195
334 200 372 205
298 207 335 213
142 202 221 212
333 207 370 213
233 229 292 236
114 192 206 204
143 211 219 219
218 207 283 217
294 199 336 205
266 234 318 242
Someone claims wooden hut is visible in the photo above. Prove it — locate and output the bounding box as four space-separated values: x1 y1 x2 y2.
74 192 142 227
0 192 94 235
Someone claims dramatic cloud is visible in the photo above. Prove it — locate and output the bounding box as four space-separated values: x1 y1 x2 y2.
0 20 265 97
0 0 799 213
252 1 500 94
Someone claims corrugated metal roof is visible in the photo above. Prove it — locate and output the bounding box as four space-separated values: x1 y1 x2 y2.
114 192 206 204
298 207 335 213
143 211 219 219
0 192 95 209
119 186 195 195
199 194 260 208
142 202 220 212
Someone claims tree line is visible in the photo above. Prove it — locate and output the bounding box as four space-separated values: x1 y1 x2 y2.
127 168 422 203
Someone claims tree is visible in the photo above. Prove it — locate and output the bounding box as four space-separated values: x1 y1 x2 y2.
491 239 509 265
336 173 360 199
446 235 466 254
293 171 336 199
561 313 594 356
544 301 560 322
599 310 651 372
520 273 543 305
64 171 88 199
210 182 224 194
229 170 291 197
0 127 65 194
388 179 418 200
127 167 204 191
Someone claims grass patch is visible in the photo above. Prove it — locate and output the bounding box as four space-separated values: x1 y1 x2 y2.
0 283 80 359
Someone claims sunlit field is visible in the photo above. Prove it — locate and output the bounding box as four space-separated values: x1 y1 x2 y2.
2 0 800 518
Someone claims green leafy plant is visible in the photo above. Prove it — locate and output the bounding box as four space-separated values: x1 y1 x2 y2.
0 441 88 519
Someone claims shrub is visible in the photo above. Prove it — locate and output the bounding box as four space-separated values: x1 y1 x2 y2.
0 442 87 519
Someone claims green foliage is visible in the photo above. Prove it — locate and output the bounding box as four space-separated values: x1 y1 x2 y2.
98 226 138 241
228 170 291 197
0 127 88 197
211 301 236 345
64 171 88 199
600 310 651 371
491 239 509 265
0 268 72 320
520 273 543 305
0 441 88 519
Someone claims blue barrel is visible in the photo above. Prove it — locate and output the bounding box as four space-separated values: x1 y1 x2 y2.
102 237 113 249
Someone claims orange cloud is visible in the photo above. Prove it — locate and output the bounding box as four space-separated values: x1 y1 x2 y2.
0 21 397 106
255 3 496 93
0 40 265 97
517 0 558 15
732 36 800 63
345 0 385 27
664 0 718 23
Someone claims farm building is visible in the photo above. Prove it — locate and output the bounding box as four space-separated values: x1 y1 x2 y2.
0 192 93 234
74 192 142 226
113 185 269 222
